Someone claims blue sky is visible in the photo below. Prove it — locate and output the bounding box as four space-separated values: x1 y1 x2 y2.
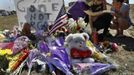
0 0 15 10
0 0 134 10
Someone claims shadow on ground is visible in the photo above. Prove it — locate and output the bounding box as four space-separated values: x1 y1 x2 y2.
107 36 134 51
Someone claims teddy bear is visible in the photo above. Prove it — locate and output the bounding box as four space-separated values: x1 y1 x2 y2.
64 33 119 73
64 33 94 64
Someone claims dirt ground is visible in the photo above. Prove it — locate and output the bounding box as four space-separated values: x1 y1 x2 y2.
106 4 134 75
106 33 134 75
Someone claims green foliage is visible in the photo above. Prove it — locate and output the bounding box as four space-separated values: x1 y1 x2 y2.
0 55 9 71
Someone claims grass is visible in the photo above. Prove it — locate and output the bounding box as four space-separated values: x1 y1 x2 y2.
0 15 18 31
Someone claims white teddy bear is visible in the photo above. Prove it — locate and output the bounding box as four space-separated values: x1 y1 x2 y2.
65 33 94 64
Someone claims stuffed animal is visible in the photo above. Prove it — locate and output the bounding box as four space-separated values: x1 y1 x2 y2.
65 33 94 64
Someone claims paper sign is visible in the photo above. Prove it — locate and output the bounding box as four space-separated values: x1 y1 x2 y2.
14 0 64 31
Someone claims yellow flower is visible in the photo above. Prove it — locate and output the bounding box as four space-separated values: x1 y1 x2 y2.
0 49 12 55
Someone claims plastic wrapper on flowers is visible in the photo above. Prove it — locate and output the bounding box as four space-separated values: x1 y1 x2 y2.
0 34 6 42
6 50 29 73
27 38 72 75
0 42 14 50
73 63 116 75
26 49 41 69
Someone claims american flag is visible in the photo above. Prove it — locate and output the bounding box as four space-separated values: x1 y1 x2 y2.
48 5 68 35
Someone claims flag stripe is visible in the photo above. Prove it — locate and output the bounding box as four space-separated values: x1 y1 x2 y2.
49 20 68 35
50 14 68 31
54 14 68 24
49 21 68 35
48 14 68 35
50 15 68 31
48 4 68 35
52 20 67 32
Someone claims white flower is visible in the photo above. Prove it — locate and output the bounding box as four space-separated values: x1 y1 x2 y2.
77 17 87 28
68 18 77 29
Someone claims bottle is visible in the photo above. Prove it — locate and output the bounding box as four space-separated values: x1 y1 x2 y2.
111 43 118 52
92 31 98 45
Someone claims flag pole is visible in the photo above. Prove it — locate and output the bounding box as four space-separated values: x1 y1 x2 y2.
62 0 67 13
125 0 129 4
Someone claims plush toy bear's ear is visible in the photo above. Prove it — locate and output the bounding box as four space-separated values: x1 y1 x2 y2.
64 34 73 47
82 33 89 40
65 34 73 43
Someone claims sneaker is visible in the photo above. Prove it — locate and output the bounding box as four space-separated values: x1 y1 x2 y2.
115 34 124 37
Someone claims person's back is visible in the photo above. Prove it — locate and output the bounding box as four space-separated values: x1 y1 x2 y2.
84 0 113 36
120 3 132 25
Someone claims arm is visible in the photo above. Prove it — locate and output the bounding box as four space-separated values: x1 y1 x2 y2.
84 11 98 33
106 2 112 6
103 0 112 10
84 9 110 16
84 10 104 16
84 10 99 32
103 0 107 10
88 16 94 32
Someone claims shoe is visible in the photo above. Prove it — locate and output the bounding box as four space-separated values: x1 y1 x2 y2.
115 34 124 37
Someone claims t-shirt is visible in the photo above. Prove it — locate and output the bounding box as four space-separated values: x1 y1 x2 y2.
120 3 129 13
120 3 132 25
